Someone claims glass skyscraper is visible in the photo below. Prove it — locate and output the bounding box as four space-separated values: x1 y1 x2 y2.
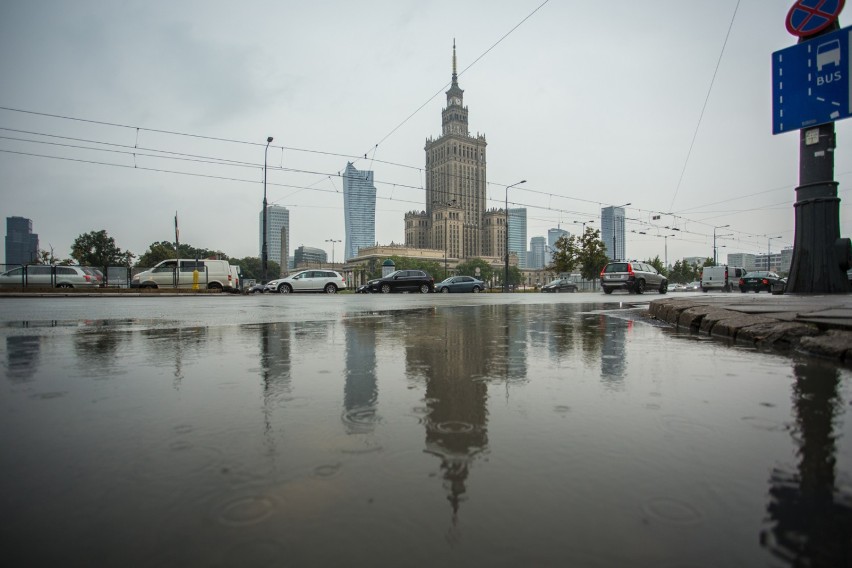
528 236 546 269
547 227 569 266
259 205 289 273
5 216 38 266
601 206 625 261
343 162 376 262
508 208 527 268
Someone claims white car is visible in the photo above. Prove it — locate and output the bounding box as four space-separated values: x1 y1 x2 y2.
266 269 347 294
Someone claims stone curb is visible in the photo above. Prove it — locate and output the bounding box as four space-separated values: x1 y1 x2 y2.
647 298 849 363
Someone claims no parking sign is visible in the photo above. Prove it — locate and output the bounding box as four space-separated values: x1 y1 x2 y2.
786 0 845 37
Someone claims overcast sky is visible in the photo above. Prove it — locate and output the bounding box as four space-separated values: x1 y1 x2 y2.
2 0 851 267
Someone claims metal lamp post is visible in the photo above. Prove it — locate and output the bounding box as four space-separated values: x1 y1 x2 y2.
261 136 273 283
504 180 526 292
572 219 595 236
325 239 341 267
663 233 675 270
712 224 730 265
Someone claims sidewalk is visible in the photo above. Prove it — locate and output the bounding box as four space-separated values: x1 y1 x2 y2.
647 293 852 363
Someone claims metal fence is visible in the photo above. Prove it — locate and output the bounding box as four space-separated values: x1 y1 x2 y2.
0 264 135 288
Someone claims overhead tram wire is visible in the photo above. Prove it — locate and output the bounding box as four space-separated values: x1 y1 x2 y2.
666 0 740 213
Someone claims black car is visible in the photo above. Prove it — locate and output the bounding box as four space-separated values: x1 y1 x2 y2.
541 278 578 293
364 270 434 294
739 271 784 294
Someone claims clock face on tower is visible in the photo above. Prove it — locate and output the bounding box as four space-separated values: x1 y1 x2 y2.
451 97 460 106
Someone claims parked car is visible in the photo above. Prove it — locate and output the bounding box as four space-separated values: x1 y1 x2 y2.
266 269 347 294
435 275 485 293
739 271 785 293
667 283 686 292
364 270 434 294
600 261 667 295
684 281 701 292
0 265 97 288
701 265 746 292
540 278 578 293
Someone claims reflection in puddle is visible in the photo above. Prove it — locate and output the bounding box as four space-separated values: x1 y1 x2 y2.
1 301 850 567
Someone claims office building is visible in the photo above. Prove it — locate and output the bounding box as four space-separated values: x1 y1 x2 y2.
259 205 289 273
528 236 547 269
294 245 327 266
508 208 527 268
343 162 376 262
5 216 38 266
726 253 756 271
601 206 626 261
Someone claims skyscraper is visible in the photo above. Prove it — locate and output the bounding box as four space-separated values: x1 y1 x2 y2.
259 205 289 274
421 41 488 259
508 208 527 268
5 216 38 266
601 206 625 261
343 162 376 262
528 236 546 269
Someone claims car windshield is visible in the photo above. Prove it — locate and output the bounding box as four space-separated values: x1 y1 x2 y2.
546 279 563 285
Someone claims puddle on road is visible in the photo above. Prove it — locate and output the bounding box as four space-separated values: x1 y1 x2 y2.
1 301 850 566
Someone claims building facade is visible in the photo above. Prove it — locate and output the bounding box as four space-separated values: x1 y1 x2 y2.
726 253 756 271
528 236 546 270
343 162 377 262
508 208 527 268
293 245 327 266
259 205 289 274
5 216 38 266
414 42 488 259
601 206 625 261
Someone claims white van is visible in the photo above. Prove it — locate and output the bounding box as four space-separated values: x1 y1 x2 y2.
701 265 746 292
131 259 235 290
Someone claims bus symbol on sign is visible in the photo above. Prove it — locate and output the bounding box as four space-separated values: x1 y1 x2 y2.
772 25 852 133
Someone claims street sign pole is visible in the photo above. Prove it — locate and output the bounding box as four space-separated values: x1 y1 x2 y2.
780 1 852 293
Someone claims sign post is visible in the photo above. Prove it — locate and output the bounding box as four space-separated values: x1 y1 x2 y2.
776 0 851 293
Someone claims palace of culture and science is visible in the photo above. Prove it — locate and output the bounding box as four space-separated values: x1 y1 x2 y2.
402 43 509 266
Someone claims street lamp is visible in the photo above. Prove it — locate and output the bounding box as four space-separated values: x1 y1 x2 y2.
767 235 782 271
610 203 631 261
660 233 676 270
325 239 341 267
504 180 527 292
713 224 730 265
261 136 273 283
572 219 595 236
432 199 456 279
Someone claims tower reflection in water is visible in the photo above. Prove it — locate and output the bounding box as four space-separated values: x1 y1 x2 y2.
342 316 379 434
763 359 852 566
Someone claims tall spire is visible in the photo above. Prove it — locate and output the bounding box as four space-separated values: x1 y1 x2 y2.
452 39 457 84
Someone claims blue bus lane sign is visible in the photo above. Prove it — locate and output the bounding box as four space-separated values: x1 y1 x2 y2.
773 25 852 134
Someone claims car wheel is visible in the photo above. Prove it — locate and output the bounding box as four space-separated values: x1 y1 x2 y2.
208 282 223 291
440 287 449 293
279 284 292 294
419 284 430 294
603 287 613 294
740 288 746 293
635 280 645 294
659 281 667 294
472 286 480 293
381 284 391 294
324 283 337 294
57 283 72 288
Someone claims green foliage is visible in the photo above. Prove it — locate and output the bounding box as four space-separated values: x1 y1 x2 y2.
667 259 703 283
455 257 493 282
70 230 134 268
645 255 665 275
136 241 228 268
508 265 523 286
702 257 715 268
549 234 580 274
549 227 607 282
233 257 280 281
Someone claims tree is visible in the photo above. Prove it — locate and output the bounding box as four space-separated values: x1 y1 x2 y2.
70 230 134 268
455 257 493 282
136 241 228 268
575 227 609 283
549 234 580 275
233 257 280 281
645 255 665 276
